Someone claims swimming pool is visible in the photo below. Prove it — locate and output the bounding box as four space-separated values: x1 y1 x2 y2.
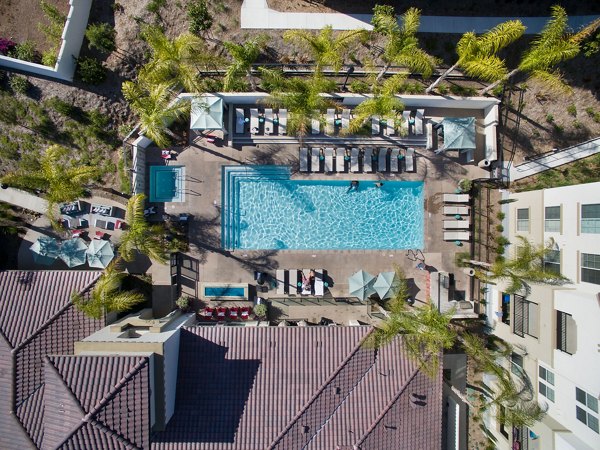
205 286 245 297
223 166 424 250
149 166 185 202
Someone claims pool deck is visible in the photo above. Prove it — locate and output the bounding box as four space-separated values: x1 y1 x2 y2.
145 137 489 320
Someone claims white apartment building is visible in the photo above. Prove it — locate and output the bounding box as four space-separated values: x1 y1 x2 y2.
484 182 600 450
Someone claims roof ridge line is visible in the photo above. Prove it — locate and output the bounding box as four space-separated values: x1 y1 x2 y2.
268 328 375 449
88 418 141 450
83 357 149 423
11 275 101 354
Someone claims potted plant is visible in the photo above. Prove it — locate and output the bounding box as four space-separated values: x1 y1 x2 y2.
253 303 267 320
175 295 191 312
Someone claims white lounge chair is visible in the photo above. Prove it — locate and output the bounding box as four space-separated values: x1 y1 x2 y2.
314 269 325 296
324 147 334 172
287 270 299 295
386 117 396 136
443 193 470 203
443 219 471 229
336 147 345 172
299 147 308 172
342 109 350 129
250 108 259 134
402 111 411 134
351 148 360 172
235 108 245 134
326 109 335 135
405 147 415 172
302 269 312 295
278 109 287 135
363 147 373 172
264 108 274 135
311 148 321 172
372 116 380 135
415 109 424 135
312 116 320 134
443 205 469 215
444 231 471 241
390 148 400 172
276 269 286 295
378 148 388 172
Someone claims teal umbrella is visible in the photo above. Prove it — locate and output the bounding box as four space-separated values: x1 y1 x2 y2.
30 236 60 265
373 271 399 300
59 238 88 268
86 239 115 269
348 270 376 301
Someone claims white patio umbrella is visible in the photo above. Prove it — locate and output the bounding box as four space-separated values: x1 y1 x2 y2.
86 239 115 269
190 96 224 130
348 270 376 301
30 236 60 265
59 238 88 268
373 271 399 300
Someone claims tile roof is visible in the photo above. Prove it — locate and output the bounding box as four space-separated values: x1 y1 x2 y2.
43 355 151 450
0 270 104 449
152 326 442 450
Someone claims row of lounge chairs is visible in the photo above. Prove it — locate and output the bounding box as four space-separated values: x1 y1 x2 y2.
442 193 471 241
201 306 251 321
236 108 288 135
299 147 416 173
371 109 425 136
276 269 325 296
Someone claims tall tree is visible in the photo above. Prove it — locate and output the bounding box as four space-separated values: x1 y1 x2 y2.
284 25 366 73
481 6 595 94
371 6 437 81
426 20 526 94
223 35 268 91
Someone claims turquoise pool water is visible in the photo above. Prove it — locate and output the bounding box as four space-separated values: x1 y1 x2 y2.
205 287 246 297
229 169 424 250
149 166 185 202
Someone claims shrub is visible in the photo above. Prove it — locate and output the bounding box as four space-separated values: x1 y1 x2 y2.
495 224 504 233
0 38 16 55
146 0 166 15
39 0 66 42
449 84 477 96
545 113 554 123
566 103 577 117
76 57 106 84
349 80 369 94
9 41 37 62
437 84 449 95
253 303 267 318
9 75 29 94
46 97 75 117
175 295 191 310
86 23 116 53
458 178 473 192
573 120 582 129
496 211 505 220
553 123 564 134
495 235 510 247
188 0 213 35
42 50 58 67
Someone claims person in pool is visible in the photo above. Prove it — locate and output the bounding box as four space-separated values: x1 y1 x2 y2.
347 180 359 193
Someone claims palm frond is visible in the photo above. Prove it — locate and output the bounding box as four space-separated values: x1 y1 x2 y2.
400 7 422 37
456 32 478 60
478 20 526 55
462 56 508 82
108 291 146 313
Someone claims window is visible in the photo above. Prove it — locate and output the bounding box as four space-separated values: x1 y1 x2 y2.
539 366 555 402
511 353 524 376
576 387 599 433
517 208 530 232
557 311 577 354
581 204 600 234
514 295 539 338
501 293 511 325
544 249 561 275
581 253 600 285
545 206 561 232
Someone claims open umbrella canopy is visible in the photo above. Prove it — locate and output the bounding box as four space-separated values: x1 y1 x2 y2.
190 96 223 130
373 271 399 300
59 238 88 268
30 236 60 265
440 117 476 150
86 239 115 269
348 270 376 301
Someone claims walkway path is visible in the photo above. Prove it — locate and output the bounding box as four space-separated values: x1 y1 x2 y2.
0 187 48 214
241 0 599 33
509 137 600 181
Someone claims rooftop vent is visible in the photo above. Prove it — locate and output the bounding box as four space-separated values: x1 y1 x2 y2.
409 392 427 408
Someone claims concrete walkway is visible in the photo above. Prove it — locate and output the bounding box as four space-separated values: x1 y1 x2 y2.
510 137 600 181
241 0 599 33
0 187 48 214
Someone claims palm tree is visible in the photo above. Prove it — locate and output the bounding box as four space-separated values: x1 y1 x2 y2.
471 236 570 295
284 25 366 73
122 80 190 148
223 35 268 91
481 6 590 95
426 20 526 94
71 258 145 319
371 6 437 81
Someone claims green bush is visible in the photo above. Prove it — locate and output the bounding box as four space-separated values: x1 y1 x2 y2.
86 23 116 53
0 135 20 161
567 103 577 117
349 80 369 94
188 0 213 35
495 235 510 247
253 303 267 318
9 41 37 62
42 49 58 67
458 178 473 192
449 84 477 96
76 57 106 84
495 224 504 233
9 75 29 94
545 113 554 123
436 84 449 95
175 295 191 310
496 211 505 220
46 97 75 117
147 0 166 15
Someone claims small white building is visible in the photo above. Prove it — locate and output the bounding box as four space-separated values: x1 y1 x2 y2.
484 182 600 450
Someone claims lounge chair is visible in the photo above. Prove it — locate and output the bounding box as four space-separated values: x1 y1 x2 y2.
402 111 411 134
342 109 350 129
276 269 286 295
301 269 312 295
415 109 424 135
324 147 334 172
311 148 321 173
444 231 471 241
299 147 309 172
217 307 227 321
372 116 380 135
443 193 470 203
363 147 373 172
235 108 245 134
390 148 400 172
326 109 335 134
264 108 274 135
378 148 388 172
314 269 325 296
386 117 396 136
405 147 415 172
311 116 320 134
278 109 287 135
443 219 471 229
336 147 346 172
250 108 259 134
443 205 470 215
351 148 360 172
240 307 250 320
229 307 239 320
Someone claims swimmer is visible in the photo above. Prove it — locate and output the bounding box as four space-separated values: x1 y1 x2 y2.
375 182 383 188
347 180 359 193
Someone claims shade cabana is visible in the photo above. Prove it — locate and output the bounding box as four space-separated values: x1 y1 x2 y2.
439 117 476 152
59 238 88 268
190 96 224 130
373 271 400 300
86 239 115 269
30 236 60 265
348 270 376 301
